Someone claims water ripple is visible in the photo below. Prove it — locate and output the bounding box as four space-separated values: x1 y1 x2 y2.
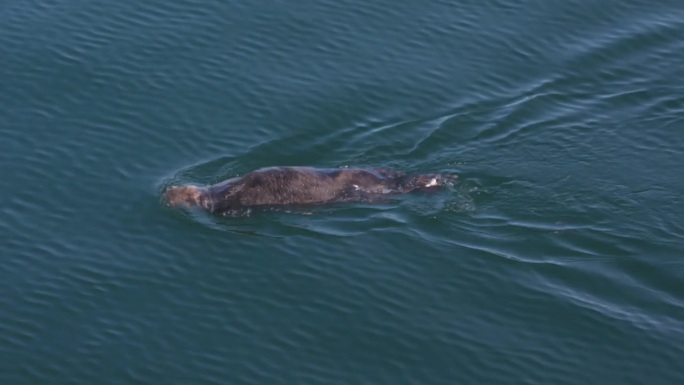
3 0 684 384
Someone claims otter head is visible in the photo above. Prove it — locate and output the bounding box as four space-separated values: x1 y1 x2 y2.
164 185 207 209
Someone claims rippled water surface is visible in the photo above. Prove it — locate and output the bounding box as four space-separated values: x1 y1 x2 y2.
2 0 684 384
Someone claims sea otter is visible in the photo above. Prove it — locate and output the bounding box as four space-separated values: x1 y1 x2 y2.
164 166 456 216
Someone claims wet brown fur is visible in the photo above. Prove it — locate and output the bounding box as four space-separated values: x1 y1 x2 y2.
164 166 455 215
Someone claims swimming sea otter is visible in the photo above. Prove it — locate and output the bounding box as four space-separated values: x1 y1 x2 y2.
164 167 457 216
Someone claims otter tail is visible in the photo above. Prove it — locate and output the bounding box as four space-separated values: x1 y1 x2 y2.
403 173 458 192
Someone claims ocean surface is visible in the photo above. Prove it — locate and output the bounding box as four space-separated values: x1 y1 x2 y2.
2 0 683 384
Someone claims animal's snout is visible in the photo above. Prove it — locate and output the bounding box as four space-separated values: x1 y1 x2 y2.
164 185 203 208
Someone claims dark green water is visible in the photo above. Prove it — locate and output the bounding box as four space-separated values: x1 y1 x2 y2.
2 0 683 383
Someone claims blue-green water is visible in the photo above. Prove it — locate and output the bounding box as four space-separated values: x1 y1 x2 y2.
2 0 684 384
